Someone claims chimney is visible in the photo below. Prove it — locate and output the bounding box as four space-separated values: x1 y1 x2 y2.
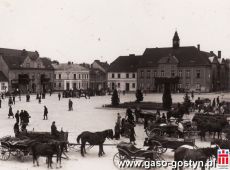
218 51 221 58
197 44 200 51
210 51 214 55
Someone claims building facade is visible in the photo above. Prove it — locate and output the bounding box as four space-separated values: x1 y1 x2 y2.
0 71 8 93
53 63 90 91
90 60 109 91
107 55 140 92
0 48 54 93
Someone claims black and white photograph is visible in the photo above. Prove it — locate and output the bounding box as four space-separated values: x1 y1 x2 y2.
0 0 230 169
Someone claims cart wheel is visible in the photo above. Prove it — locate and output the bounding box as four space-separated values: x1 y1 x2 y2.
150 128 163 137
113 152 127 169
0 145 10 160
149 140 167 154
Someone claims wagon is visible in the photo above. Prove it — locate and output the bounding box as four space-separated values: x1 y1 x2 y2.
0 136 35 161
144 136 197 154
113 142 163 169
146 123 178 137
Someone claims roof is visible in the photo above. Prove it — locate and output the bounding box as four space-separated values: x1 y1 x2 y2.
140 46 212 67
0 71 8 82
0 48 52 69
94 60 109 70
52 63 89 71
108 55 141 72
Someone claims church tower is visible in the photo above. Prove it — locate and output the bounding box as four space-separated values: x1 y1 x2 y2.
172 31 180 49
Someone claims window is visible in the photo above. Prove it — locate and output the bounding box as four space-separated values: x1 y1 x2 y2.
118 73 120 78
79 74 81 79
186 70 190 78
1 83 5 90
178 83 182 89
171 70 175 77
37 64 40 68
186 83 190 89
59 74 61 79
196 70 200 78
126 73 129 78
117 83 120 88
112 73 114 78
73 83 77 89
54 83 56 87
153 70 157 77
140 70 144 78
178 70 182 77
74 74 76 79
147 70 150 79
196 83 201 90
132 73 135 78
58 83 61 88
132 83 135 88
26 63 30 68
54 74 56 79
161 70 164 77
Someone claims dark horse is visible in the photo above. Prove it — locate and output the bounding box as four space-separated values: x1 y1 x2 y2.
174 146 218 170
77 129 113 157
30 140 65 168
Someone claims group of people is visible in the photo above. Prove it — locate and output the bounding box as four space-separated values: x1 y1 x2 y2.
13 110 31 135
114 108 136 145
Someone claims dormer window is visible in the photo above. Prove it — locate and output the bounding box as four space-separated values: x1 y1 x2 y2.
26 63 30 68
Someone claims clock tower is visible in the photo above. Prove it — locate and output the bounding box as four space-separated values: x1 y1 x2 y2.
172 31 180 49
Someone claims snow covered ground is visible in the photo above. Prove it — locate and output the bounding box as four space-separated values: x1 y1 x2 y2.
0 92 229 170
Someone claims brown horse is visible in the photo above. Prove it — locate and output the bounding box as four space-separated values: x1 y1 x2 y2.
77 129 113 157
174 146 218 170
30 141 64 168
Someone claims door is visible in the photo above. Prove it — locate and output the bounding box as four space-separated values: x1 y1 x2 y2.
125 83 130 91
66 82 70 90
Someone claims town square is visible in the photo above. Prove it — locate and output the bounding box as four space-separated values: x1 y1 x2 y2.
0 0 230 170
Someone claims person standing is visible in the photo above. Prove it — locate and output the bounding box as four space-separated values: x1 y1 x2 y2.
117 113 121 127
58 93 61 101
114 122 120 140
13 122 20 137
191 91 194 100
15 110 20 124
129 126 136 145
51 121 59 137
217 96 220 106
43 106 48 120
68 99 73 111
13 95 15 105
38 95 41 104
8 106 14 118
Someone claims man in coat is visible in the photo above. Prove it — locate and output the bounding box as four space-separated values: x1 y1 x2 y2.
43 106 48 120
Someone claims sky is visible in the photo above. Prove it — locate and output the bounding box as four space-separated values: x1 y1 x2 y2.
0 0 229 64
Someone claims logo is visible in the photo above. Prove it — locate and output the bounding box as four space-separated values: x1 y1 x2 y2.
218 149 229 169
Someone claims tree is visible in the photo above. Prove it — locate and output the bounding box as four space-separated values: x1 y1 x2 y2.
162 83 172 110
111 89 119 106
135 89 143 103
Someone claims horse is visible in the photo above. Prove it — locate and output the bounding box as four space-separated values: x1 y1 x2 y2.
30 141 64 168
76 129 113 157
174 146 218 170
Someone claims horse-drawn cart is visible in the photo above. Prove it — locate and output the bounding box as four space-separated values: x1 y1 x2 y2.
0 136 35 161
144 136 197 154
146 123 178 137
113 142 163 169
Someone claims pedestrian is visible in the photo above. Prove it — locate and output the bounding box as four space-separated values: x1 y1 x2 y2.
38 95 41 104
13 122 20 137
44 106 48 120
13 95 15 105
51 121 60 137
68 99 73 111
8 105 14 118
191 91 194 100
58 93 61 101
19 110 24 125
15 110 20 124
217 96 220 106
117 113 121 126
129 126 136 145
114 122 120 140
8 96 13 106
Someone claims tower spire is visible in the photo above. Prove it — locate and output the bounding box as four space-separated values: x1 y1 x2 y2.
172 31 180 48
